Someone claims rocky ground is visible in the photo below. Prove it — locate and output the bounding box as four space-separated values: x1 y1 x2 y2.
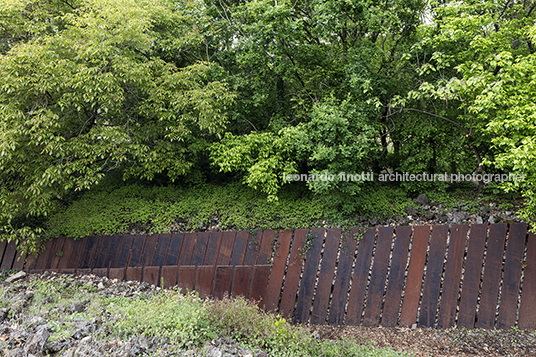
1 271 535 357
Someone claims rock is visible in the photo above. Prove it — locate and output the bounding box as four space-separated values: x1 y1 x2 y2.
368 217 379 225
71 299 89 313
71 319 96 340
5 271 27 283
97 282 105 290
405 206 418 216
476 216 484 224
505 211 512 216
452 212 468 224
0 324 9 334
411 323 417 330
0 308 9 322
25 326 49 355
488 215 496 224
205 346 222 357
416 194 429 206
255 350 269 357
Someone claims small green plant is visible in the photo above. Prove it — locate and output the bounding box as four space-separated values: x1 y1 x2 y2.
56 251 64 258
298 232 316 257
353 226 366 241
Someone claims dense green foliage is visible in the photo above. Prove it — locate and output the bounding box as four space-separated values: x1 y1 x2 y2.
1 0 535 249
1 275 409 356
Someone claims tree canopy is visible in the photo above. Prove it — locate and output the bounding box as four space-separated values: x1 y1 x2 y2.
1 0 535 250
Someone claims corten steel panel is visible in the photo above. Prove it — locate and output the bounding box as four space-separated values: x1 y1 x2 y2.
294 228 325 323
141 235 159 267
12 248 26 271
57 238 76 272
161 266 179 289
328 229 358 325
48 237 67 270
311 228 341 324
92 268 108 278
108 268 125 281
103 235 123 269
66 238 88 271
242 231 263 266
0 241 7 267
217 232 236 266
256 230 276 265
191 232 210 266
164 233 184 266
177 266 196 294
128 235 146 267
230 231 249 266
34 239 56 272
250 265 272 304
418 225 448 328
519 231 536 329
114 235 134 269
382 226 412 327
126 267 142 282
179 232 197 265
497 223 527 329
79 236 99 270
399 226 430 327
77 268 92 276
0 240 18 271
23 252 38 272
92 236 111 269
231 266 252 298
195 266 215 298
203 232 223 265
153 234 171 267
476 223 507 329
265 230 293 312
346 228 376 325
279 229 308 318
437 225 468 328
457 224 488 328
143 266 160 286
213 266 233 299
363 227 394 327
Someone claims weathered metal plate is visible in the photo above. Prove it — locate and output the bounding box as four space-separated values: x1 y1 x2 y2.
328 229 357 325
476 223 507 329
399 226 430 327
518 231 536 329
279 229 307 318
363 227 393 327
457 224 488 328
264 230 293 311
311 228 340 324
382 226 412 327
497 223 526 329
437 225 468 328
294 228 324 323
346 227 376 325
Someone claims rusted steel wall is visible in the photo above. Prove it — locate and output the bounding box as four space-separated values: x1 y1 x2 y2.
1 223 535 329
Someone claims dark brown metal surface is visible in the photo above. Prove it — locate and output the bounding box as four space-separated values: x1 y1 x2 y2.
497 223 527 329
346 227 376 325
203 232 222 265
328 229 357 325
382 226 412 327
476 223 507 329
243 231 262 265
279 229 307 318
213 266 233 299
161 266 178 289
114 235 133 268
153 234 171 267
57 238 75 272
457 224 488 328
195 265 215 299
437 225 468 328
143 266 160 286
0 240 18 271
232 265 252 298
178 233 196 265
399 226 430 327
217 232 236 266
250 265 271 303
518 232 536 329
265 230 293 311
165 233 184 266
256 230 276 265
363 227 393 327
294 228 324 323
230 231 249 266
311 228 340 324
177 266 196 293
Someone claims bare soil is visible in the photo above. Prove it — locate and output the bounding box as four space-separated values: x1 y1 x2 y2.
308 325 536 357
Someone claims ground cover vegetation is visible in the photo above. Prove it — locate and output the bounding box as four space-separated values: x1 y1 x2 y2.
0 0 535 251
0 272 410 356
